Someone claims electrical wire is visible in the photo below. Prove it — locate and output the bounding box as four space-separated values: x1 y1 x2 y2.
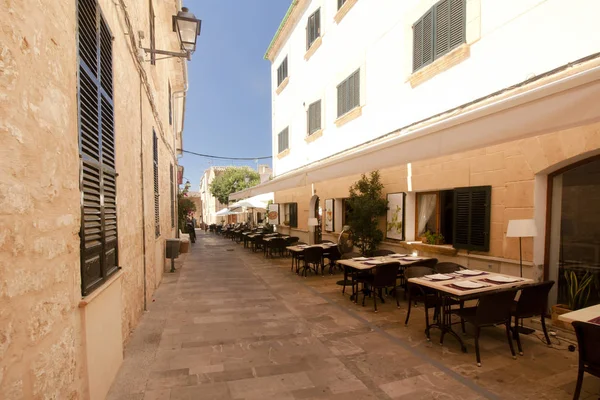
181 149 272 160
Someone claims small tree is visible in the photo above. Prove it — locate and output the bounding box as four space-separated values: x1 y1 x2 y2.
209 167 260 205
346 171 388 256
178 181 196 230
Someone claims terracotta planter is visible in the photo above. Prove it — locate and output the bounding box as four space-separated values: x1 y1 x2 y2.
551 304 573 331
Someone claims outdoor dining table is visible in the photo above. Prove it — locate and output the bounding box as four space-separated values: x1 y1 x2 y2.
337 255 435 302
408 271 533 352
263 235 291 257
558 304 600 325
286 244 337 273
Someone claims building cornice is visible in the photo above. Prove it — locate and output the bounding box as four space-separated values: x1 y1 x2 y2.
264 0 309 62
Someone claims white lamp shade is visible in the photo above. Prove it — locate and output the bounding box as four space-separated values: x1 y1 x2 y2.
308 218 319 227
506 219 537 238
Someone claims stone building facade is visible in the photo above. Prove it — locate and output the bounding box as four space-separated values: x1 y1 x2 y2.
232 0 600 310
0 0 192 398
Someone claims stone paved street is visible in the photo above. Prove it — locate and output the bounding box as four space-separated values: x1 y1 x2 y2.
107 233 600 400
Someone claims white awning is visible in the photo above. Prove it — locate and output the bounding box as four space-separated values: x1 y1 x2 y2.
228 193 273 208
214 208 241 216
230 61 600 200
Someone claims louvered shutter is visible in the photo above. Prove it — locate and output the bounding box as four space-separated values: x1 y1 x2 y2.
153 130 160 237
435 0 450 58
290 203 298 228
78 0 118 295
449 0 466 50
453 186 491 251
422 10 434 67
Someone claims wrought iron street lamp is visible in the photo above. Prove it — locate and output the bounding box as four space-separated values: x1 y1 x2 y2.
141 7 201 61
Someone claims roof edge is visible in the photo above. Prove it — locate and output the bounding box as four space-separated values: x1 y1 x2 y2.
264 0 299 61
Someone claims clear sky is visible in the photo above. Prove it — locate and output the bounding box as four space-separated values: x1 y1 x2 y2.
179 1 290 191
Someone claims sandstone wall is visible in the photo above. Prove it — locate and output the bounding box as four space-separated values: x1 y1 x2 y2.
0 0 186 397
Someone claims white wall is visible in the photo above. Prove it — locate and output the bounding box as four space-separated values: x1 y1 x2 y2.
271 0 600 176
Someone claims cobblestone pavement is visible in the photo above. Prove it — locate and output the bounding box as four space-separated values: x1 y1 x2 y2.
107 233 599 400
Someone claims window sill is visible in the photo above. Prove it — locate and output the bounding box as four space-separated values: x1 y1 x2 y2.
334 0 358 24
79 268 124 308
305 129 323 143
304 37 322 61
277 148 290 159
335 106 362 128
401 241 458 256
409 44 470 88
275 77 289 95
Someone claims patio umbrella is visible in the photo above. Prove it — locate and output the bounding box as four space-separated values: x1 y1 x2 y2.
229 195 270 225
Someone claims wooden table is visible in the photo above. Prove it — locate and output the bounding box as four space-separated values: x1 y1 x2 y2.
286 244 337 274
337 255 435 302
409 271 533 351
558 304 600 325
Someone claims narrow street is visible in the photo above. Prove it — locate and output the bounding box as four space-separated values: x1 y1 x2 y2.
107 233 587 400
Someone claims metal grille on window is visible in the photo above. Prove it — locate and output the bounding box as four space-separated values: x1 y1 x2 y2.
307 100 321 135
306 9 320 50
278 128 289 154
413 0 465 72
337 69 360 118
77 0 118 295
153 130 160 237
168 82 172 125
277 57 288 87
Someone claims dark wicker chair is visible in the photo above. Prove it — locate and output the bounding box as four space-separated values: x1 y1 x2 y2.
400 258 438 299
434 262 464 274
323 246 341 275
301 246 323 277
356 262 401 312
512 280 555 355
286 236 300 246
253 235 265 253
452 288 519 366
572 321 600 400
404 266 438 339
373 249 395 256
268 237 287 258
339 252 363 295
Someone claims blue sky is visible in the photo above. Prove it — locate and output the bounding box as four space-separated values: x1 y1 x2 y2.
179 1 290 190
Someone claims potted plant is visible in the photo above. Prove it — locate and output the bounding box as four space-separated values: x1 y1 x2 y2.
423 231 445 245
551 270 593 330
345 171 388 256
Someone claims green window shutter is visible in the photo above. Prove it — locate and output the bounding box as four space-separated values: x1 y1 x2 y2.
78 0 118 295
422 10 434 66
434 0 450 58
413 18 424 71
290 203 298 228
449 0 466 50
453 186 491 251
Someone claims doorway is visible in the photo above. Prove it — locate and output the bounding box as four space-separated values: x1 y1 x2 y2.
547 157 600 308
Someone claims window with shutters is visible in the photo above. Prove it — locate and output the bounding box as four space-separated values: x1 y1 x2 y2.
278 127 289 154
77 0 119 296
170 163 175 228
283 203 298 228
277 57 288 87
412 0 465 72
338 0 346 10
153 130 160 238
453 186 491 251
307 100 321 135
306 9 320 50
337 69 360 118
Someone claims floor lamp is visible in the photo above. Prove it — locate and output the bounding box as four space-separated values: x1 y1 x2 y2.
506 219 538 334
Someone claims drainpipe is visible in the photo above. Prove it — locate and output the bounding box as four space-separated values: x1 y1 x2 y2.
139 79 148 311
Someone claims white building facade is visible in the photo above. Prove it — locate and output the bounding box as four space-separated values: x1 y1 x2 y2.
199 166 228 225
232 0 600 309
